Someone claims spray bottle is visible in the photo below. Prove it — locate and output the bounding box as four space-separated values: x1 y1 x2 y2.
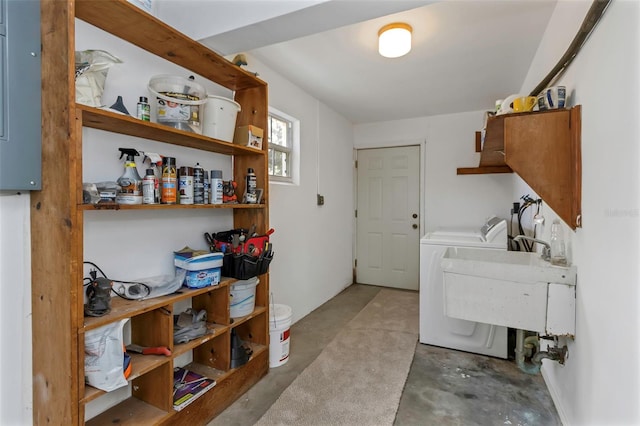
142 152 163 203
244 167 257 204
116 148 143 205
193 163 205 204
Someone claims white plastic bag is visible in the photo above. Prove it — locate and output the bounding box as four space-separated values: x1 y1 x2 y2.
75 50 123 107
84 319 129 392
111 269 186 300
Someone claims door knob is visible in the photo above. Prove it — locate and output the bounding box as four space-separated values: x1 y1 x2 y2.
412 213 418 218
412 224 418 229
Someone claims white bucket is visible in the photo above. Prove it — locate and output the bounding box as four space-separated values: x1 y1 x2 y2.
229 277 259 318
202 95 241 142
269 304 292 368
148 75 207 134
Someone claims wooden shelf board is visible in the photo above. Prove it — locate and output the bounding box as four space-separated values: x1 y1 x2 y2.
78 105 266 157
80 202 266 211
82 280 234 332
74 0 265 92
85 395 172 426
185 344 267 385
456 166 513 175
183 361 230 384
229 306 267 328
172 324 229 358
81 353 171 404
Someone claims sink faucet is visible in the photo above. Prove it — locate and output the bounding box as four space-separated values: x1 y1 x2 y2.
513 235 551 261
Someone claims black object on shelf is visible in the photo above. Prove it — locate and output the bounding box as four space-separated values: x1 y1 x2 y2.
230 329 253 369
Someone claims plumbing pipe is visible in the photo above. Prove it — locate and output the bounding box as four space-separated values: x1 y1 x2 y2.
524 335 540 355
529 0 611 96
516 329 542 374
516 330 568 374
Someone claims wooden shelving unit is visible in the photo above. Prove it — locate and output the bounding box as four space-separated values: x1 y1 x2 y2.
33 1 270 424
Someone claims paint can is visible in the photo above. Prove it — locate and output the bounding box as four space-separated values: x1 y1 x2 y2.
210 170 223 204
203 170 210 204
269 304 292 368
193 163 205 204
229 277 259 318
179 166 194 205
161 157 177 204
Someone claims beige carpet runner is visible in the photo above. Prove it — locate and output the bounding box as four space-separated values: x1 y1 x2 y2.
256 288 419 425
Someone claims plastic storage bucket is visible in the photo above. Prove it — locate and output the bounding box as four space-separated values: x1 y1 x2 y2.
229 277 259 318
148 75 206 134
202 95 241 142
269 304 292 368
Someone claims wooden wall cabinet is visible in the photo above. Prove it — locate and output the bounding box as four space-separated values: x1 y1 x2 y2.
503 106 582 230
457 107 582 229
33 1 270 424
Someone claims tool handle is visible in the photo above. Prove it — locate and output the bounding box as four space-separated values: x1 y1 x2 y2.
142 346 172 356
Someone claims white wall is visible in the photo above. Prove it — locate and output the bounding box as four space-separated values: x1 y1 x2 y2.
0 194 33 425
245 54 354 323
515 1 640 424
74 24 354 325
354 111 514 230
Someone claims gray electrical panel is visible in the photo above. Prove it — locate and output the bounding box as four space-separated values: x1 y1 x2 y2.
0 0 41 191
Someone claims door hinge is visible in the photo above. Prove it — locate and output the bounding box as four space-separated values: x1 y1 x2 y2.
355 160 358 169
354 259 357 267
355 210 357 218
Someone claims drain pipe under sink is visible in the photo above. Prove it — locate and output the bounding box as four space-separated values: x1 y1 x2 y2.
515 329 568 374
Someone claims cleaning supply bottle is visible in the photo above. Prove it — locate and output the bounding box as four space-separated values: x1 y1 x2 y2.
193 163 205 204
142 169 157 204
210 170 223 204
203 170 210 204
116 148 143 205
136 96 150 121
245 167 257 204
550 219 567 266
142 152 163 203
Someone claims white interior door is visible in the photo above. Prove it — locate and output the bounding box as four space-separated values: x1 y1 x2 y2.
356 146 420 290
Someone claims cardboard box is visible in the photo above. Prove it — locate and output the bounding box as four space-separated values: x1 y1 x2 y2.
234 125 263 150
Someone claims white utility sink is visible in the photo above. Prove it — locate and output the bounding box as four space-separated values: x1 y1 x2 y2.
441 247 577 336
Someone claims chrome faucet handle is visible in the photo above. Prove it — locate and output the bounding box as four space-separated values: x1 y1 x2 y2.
513 235 551 261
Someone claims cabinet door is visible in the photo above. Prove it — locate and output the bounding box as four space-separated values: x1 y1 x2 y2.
504 107 582 229
0 0 41 190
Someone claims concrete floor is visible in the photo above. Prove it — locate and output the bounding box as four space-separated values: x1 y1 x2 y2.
209 284 561 426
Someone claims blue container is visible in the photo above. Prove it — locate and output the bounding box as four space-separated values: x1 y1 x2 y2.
174 252 223 288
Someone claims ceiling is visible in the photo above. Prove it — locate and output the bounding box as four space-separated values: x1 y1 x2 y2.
156 0 559 124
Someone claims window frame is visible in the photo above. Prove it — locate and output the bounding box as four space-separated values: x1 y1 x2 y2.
268 107 299 184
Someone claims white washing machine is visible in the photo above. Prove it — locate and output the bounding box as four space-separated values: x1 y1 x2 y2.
419 216 509 358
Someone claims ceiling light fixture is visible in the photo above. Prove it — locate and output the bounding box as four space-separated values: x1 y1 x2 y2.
378 23 412 58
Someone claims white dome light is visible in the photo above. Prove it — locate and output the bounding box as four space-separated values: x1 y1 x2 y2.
378 23 412 58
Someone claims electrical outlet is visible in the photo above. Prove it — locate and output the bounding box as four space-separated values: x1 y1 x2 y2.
317 194 325 206
512 202 520 214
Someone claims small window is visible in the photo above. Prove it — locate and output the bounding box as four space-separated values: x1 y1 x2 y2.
268 108 298 183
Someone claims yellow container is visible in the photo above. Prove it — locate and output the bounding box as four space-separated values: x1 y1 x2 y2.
513 96 536 112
